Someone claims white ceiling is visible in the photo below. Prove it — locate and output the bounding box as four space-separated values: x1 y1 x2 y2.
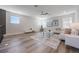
0 5 78 17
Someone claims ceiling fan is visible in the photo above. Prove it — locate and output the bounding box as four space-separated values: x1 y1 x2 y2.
34 5 49 15
40 11 48 15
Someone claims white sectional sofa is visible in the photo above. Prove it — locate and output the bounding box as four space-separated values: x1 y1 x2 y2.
64 34 79 49
59 33 79 49
59 28 79 49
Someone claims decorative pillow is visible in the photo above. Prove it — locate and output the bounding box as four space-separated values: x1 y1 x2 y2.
64 28 71 34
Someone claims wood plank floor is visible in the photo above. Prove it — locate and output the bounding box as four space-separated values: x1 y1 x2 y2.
0 33 79 53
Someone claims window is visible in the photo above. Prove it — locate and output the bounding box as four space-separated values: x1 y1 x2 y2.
63 17 72 28
37 18 47 28
10 16 20 24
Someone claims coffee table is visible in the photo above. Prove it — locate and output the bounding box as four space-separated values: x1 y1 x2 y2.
30 32 60 49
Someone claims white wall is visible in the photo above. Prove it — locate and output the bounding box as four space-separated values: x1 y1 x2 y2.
5 9 78 36
50 11 77 29
76 8 79 22
6 11 39 36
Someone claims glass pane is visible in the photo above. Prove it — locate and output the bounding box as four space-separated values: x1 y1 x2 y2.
10 16 20 24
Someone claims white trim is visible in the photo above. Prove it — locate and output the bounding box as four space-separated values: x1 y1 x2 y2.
4 32 24 37
51 10 77 18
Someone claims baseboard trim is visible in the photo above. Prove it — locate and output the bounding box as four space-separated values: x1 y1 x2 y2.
4 31 36 37
4 32 24 37
24 31 35 34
